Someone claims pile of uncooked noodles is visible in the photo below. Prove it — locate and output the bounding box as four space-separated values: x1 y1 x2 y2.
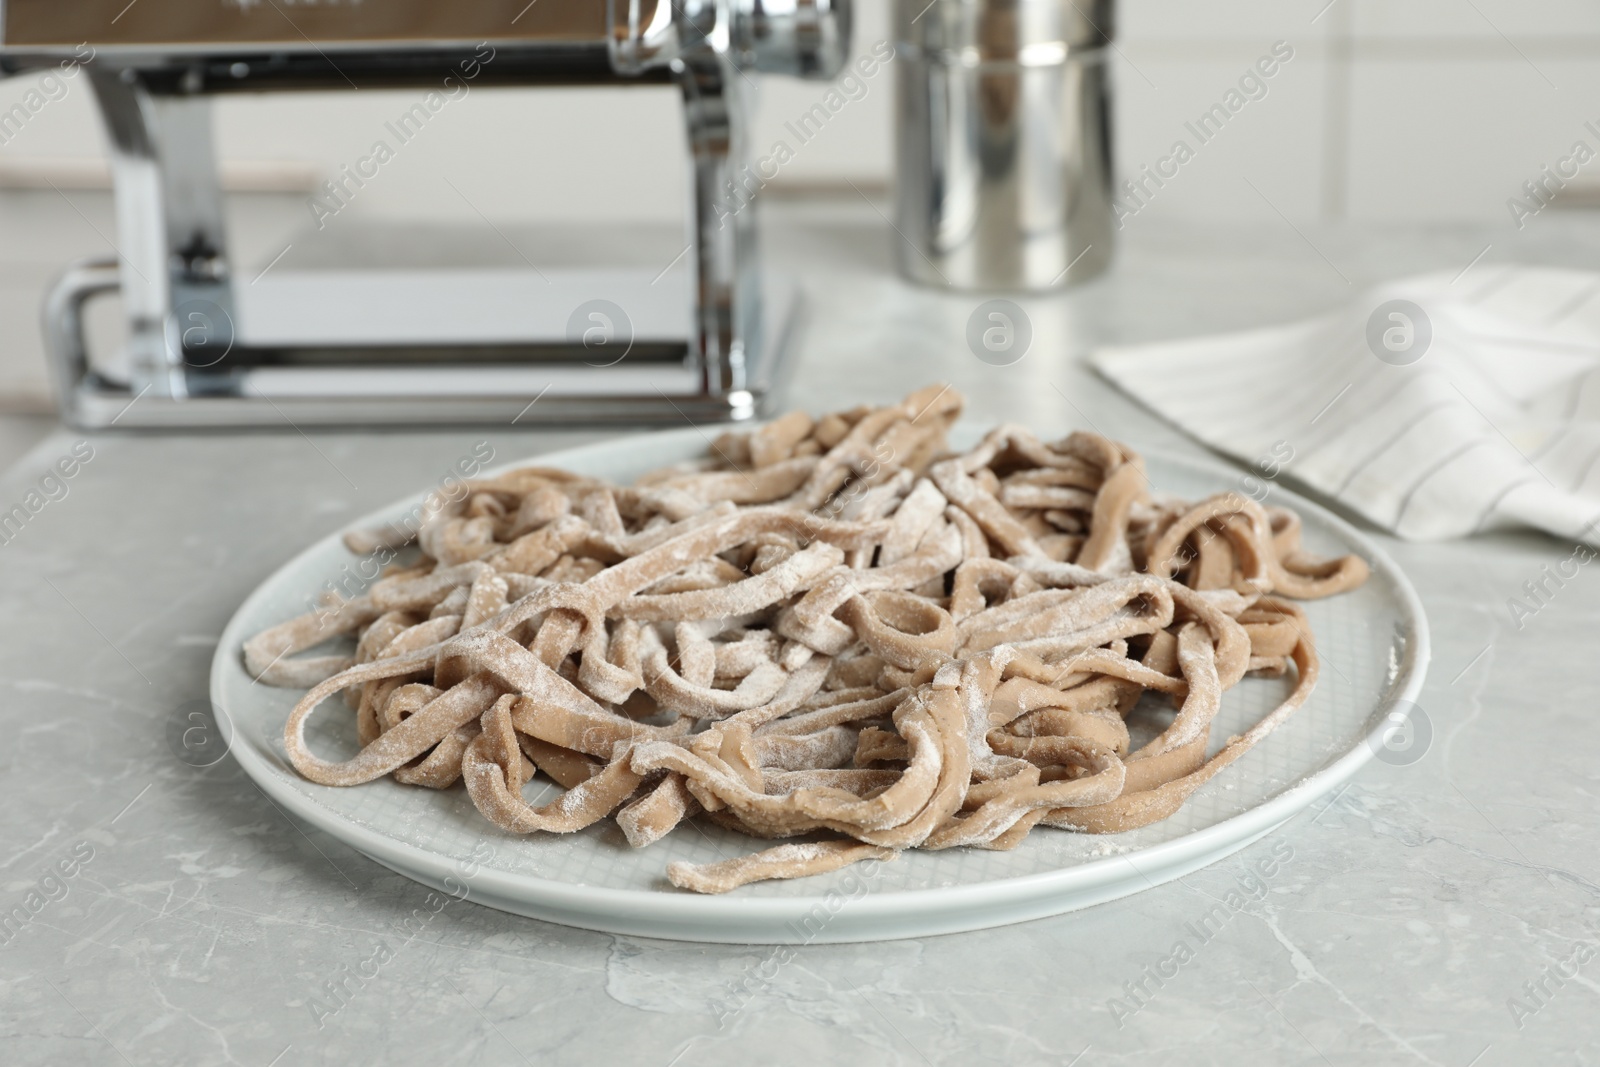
245 385 1368 893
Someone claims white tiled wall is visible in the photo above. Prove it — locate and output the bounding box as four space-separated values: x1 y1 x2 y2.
3 0 1598 229
1350 0 1600 39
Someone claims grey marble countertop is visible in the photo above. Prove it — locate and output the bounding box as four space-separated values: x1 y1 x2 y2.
3 203 1599 1066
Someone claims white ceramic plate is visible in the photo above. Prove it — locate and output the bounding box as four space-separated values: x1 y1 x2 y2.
212 427 1430 944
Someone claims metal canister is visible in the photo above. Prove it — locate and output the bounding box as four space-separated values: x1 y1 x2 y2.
893 0 1113 290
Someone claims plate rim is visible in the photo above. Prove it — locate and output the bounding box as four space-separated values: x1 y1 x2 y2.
211 426 1431 931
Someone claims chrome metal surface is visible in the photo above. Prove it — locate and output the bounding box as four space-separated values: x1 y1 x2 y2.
43 261 800 429
8 0 852 428
86 70 231 401
611 0 758 399
735 0 852 77
609 0 849 400
41 257 120 412
610 0 850 79
893 0 1113 291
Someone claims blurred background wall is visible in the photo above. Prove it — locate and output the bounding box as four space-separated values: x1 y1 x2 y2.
1 0 1596 409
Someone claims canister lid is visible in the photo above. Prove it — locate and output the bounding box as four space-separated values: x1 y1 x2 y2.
895 0 1112 63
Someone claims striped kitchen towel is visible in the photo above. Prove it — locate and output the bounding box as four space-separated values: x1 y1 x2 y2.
1092 265 1600 546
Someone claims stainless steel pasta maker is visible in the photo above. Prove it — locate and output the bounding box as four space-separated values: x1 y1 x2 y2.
0 0 849 427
